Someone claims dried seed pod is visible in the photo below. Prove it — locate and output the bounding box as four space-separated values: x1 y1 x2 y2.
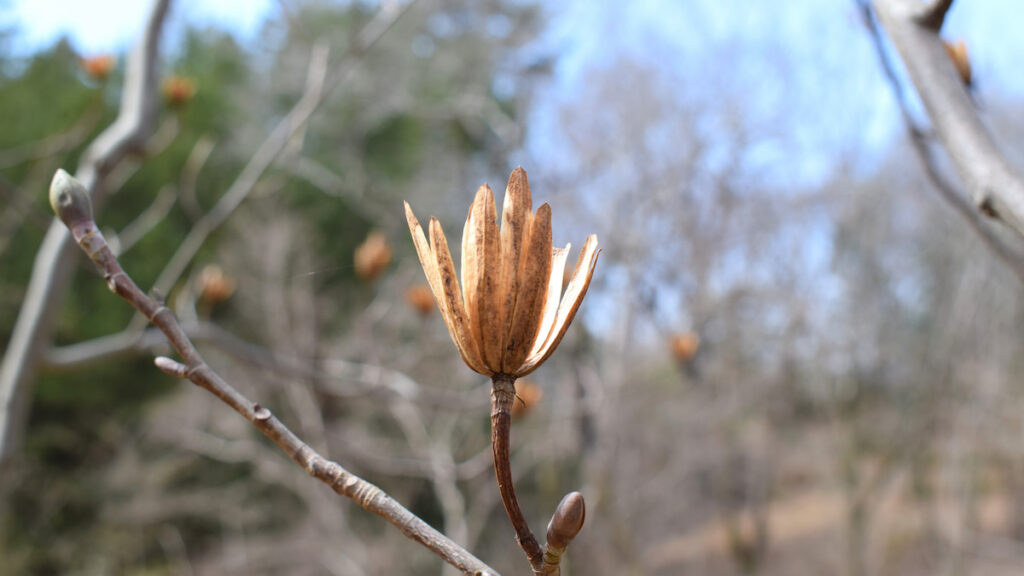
511 379 543 418
199 265 235 304
81 54 115 81
405 168 600 377
404 284 435 316
669 332 700 363
354 230 393 281
162 75 197 108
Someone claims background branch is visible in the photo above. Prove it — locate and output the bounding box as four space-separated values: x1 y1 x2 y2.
874 0 1024 238
146 1 412 303
0 0 172 464
856 0 1024 283
50 169 501 576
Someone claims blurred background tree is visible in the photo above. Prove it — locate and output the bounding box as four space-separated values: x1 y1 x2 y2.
5 0 1024 575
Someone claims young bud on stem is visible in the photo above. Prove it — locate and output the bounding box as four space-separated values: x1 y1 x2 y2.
49 169 94 237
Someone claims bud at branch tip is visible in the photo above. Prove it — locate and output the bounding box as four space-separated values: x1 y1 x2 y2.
49 169 94 231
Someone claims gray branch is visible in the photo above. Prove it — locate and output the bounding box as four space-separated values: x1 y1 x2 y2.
856 0 1024 283
0 0 173 464
874 0 1024 238
50 169 501 576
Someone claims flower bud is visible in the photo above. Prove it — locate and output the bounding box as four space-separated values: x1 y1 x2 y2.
546 491 585 551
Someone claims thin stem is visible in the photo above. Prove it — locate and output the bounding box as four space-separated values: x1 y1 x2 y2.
491 374 544 573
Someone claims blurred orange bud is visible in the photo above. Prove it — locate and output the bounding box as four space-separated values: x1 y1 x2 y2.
669 332 700 363
405 284 435 316
162 75 197 108
943 40 971 86
354 230 392 281
199 264 235 304
80 54 115 81
511 379 543 419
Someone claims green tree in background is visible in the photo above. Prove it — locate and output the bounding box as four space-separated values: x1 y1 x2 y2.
1 1 540 573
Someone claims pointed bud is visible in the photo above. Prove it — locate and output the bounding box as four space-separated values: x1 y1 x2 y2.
546 491 585 550
50 169 94 235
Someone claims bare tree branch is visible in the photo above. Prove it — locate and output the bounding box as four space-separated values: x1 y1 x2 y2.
147 1 413 303
913 0 955 31
43 321 489 410
49 169 501 576
0 95 105 170
874 0 1024 238
108 185 177 256
857 0 1024 283
0 0 173 464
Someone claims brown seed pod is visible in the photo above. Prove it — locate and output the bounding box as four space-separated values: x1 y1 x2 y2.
669 332 700 363
354 230 393 282
162 75 197 108
511 379 543 418
404 284 435 316
81 55 115 81
404 167 600 378
199 265 235 304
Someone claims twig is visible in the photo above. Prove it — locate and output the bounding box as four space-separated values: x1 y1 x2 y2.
108 184 177 256
491 374 545 573
388 397 469 546
0 95 105 170
858 0 1024 284
491 373 586 576
178 135 217 221
43 321 490 411
49 169 501 576
874 0 1024 238
0 0 172 464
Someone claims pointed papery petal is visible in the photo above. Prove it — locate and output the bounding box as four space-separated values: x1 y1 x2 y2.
404 202 445 316
461 197 474 307
498 168 533 366
519 234 600 376
461 194 478 348
527 243 570 360
504 203 553 373
430 217 489 375
464 185 503 372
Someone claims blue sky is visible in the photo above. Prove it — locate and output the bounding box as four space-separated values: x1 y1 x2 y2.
8 0 1023 211
3 0 272 54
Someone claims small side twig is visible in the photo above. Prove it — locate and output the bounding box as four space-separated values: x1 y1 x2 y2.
49 169 500 576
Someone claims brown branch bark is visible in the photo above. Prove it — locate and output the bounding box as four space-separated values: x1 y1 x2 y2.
0 0 172 464
874 0 1024 238
491 374 545 573
50 170 500 576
